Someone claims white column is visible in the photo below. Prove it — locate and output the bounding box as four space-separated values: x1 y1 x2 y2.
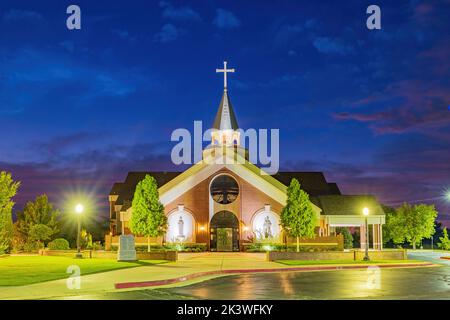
380 224 383 250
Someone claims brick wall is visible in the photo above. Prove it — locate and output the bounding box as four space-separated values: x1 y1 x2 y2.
267 249 407 261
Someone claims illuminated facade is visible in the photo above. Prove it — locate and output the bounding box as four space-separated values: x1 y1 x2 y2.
107 62 385 251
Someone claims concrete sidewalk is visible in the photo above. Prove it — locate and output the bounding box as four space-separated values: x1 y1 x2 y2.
0 252 434 300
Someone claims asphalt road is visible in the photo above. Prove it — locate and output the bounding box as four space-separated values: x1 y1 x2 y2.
58 251 450 300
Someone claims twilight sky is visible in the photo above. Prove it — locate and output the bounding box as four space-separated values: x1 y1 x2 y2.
0 0 449 225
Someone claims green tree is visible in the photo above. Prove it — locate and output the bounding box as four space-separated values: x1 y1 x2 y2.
280 178 317 252
336 227 353 249
390 203 437 250
28 224 53 248
15 194 60 244
80 229 93 249
0 171 20 251
381 205 396 245
438 228 450 250
130 175 167 252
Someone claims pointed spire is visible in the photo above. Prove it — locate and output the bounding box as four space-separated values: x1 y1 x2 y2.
213 90 239 130
211 61 240 146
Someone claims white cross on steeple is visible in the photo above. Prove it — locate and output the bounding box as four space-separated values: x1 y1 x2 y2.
216 61 235 91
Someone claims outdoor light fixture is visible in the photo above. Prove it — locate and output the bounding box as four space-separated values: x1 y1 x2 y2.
199 225 206 231
75 203 84 214
363 207 369 216
362 207 370 261
445 190 450 202
75 203 84 258
243 226 249 231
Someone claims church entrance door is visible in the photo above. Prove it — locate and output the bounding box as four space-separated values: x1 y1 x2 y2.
216 228 233 251
210 211 239 252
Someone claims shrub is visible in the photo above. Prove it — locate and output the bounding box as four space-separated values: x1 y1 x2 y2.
112 243 208 252
23 241 42 253
244 243 286 252
336 227 353 249
48 238 70 250
0 241 8 255
438 228 450 251
92 241 104 251
244 243 340 252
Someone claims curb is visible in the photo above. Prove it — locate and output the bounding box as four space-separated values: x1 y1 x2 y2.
114 262 434 289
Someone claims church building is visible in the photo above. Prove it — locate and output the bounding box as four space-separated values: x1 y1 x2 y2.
107 62 385 252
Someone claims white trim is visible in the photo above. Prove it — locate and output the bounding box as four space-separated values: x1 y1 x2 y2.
325 215 385 226
158 150 321 215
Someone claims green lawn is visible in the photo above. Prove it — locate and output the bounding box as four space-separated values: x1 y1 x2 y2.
276 259 424 266
0 256 167 286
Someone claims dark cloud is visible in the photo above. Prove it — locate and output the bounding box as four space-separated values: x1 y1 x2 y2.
281 145 450 227
333 79 450 135
1 137 182 215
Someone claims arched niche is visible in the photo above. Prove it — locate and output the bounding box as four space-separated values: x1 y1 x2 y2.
166 205 196 243
251 205 281 242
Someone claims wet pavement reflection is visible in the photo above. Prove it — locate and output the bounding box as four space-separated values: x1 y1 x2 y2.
164 265 450 299
58 252 450 300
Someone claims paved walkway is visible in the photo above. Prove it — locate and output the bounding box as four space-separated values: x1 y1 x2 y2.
0 252 435 300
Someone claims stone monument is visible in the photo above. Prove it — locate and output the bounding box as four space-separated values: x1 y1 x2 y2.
117 234 137 261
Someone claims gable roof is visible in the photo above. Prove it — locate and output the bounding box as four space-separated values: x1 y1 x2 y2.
157 150 289 206
311 195 385 216
110 170 340 206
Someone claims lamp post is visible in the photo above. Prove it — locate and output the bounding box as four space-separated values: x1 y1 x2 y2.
363 207 370 261
75 203 84 258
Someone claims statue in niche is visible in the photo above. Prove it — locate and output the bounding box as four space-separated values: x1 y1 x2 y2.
263 216 272 239
177 216 185 241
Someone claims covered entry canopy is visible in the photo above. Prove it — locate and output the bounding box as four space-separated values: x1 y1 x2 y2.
312 195 386 250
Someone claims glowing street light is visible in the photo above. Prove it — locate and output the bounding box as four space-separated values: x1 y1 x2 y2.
75 203 84 214
362 207 370 261
445 190 450 203
75 203 84 258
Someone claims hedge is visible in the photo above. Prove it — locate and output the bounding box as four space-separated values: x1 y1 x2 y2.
48 238 70 250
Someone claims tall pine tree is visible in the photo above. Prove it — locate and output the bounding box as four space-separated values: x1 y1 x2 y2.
130 175 167 252
280 178 316 252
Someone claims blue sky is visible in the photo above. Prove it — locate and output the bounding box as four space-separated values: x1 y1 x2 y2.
0 0 449 225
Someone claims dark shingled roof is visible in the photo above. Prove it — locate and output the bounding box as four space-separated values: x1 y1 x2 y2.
271 172 341 196
213 91 239 130
114 172 182 205
111 171 340 206
311 195 385 216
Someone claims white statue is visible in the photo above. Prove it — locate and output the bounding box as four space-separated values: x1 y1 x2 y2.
178 216 184 237
263 216 272 239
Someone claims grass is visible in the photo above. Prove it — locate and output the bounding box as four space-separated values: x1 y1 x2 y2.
275 259 425 266
0 255 167 286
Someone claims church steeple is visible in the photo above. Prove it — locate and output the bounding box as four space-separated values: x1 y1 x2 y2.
213 90 238 131
212 61 240 146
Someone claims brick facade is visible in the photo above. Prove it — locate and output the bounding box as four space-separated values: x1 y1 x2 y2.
163 168 285 249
